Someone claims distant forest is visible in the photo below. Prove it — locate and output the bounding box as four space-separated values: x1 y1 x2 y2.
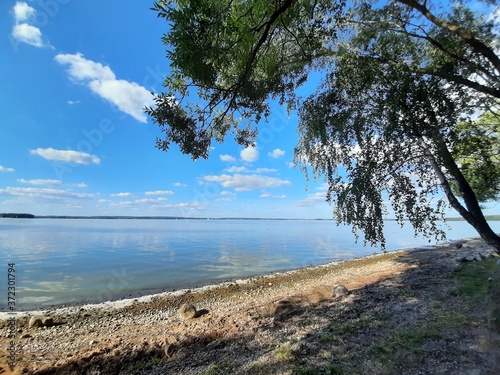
0 213 35 218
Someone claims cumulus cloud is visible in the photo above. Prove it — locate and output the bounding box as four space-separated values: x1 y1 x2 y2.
268 148 285 158
18 178 62 186
30 148 100 165
203 174 291 191
145 190 174 196
240 146 259 162
13 2 35 21
110 192 133 197
12 23 43 47
11 2 52 48
220 154 236 162
55 53 154 122
0 165 15 172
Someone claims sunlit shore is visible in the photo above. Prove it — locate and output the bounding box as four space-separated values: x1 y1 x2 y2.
1 236 499 375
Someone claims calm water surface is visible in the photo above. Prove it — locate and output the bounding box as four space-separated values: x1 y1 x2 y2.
1 218 498 310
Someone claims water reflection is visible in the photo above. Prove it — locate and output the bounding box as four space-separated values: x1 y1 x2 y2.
0 218 498 310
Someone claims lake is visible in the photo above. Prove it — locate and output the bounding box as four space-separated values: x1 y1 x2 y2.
1 218 498 311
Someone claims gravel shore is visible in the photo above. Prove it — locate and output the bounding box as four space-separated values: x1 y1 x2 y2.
1 237 499 374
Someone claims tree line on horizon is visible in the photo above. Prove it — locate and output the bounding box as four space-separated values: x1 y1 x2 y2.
146 0 500 252
0 213 35 218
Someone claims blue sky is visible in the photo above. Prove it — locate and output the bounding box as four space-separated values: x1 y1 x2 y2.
0 0 336 218
0 1 498 219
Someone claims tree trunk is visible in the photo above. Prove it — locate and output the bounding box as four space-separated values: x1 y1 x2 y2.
419 137 500 253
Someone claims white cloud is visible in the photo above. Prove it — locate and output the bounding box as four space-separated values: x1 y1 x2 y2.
75 182 88 188
11 2 52 48
110 192 133 197
216 190 237 202
55 53 154 123
67 100 80 105
260 192 287 199
297 192 327 206
55 53 114 81
145 190 174 196
316 183 329 191
89 79 153 122
215 197 236 202
0 187 94 200
254 167 277 173
268 148 285 158
203 174 291 191
109 197 168 207
30 148 100 165
173 182 187 187
0 165 15 172
12 23 44 47
224 166 277 173
220 154 236 162
13 2 35 22
224 166 249 173
240 146 259 162
18 178 62 186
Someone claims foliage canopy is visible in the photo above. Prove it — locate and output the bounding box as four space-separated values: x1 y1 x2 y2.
148 0 500 250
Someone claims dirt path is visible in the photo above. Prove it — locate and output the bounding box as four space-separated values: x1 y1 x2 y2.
1 238 499 374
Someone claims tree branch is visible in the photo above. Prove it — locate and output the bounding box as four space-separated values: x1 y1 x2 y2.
397 0 500 74
361 55 500 99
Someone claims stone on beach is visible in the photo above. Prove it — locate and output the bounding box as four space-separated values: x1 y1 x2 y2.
455 250 497 262
178 303 197 320
332 284 349 298
29 315 54 328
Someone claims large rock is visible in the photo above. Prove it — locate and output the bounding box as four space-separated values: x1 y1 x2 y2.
332 284 349 299
178 303 197 320
29 315 54 328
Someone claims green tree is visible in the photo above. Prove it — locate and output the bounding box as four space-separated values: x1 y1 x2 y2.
295 52 500 250
452 112 500 202
147 0 500 252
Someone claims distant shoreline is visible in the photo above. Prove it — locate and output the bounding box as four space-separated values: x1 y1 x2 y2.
0 214 332 220
1 213 499 221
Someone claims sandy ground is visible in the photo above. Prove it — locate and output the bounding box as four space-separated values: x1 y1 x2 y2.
1 237 499 374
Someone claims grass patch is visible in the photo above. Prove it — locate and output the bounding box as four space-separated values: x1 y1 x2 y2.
200 364 223 375
123 356 167 374
319 333 342 344
452 258 499 298
274 343 295 362
293 367 316 375
328 315 379 335
370 326 444 364
324 364 345 374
